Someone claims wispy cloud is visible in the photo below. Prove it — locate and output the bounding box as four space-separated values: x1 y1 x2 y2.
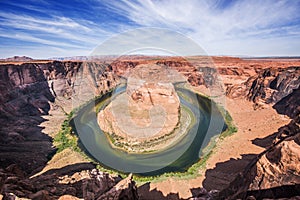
0 12 91 30
0 12 109 44
105 0 300 37
0 7 113 58
104 0 300 56
0 33 88 49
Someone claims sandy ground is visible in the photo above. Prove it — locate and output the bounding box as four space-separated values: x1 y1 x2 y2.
146 97 290 199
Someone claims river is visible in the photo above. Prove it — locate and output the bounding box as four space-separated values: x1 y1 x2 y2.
72 84 226 176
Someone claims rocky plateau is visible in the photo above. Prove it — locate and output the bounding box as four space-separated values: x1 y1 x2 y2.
98 64 185 152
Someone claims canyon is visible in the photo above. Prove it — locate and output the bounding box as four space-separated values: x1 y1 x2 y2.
0 56 299 199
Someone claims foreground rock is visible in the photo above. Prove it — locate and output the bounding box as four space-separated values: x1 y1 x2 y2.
0 164 138 200
217 117 300 199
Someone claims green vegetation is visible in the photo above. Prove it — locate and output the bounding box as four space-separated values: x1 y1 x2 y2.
133 151 212 184
53 111 81 153
218 107 238 139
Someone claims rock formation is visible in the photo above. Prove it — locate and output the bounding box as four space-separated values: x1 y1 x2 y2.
98 64 185 152
217 116 300 199
0 164 138 200
218 64 300 199
226 66 300 108
273 87 300 119
0 63 55 175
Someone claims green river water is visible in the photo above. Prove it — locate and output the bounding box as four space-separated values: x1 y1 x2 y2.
72 85 226 176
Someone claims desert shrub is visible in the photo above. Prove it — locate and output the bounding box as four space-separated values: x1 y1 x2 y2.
54 111 81 153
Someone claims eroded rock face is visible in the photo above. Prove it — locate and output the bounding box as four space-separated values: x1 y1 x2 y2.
251 133 300 190
0 61 119 175
226 67 300 107
273 87 300 119
218 121 300 199
0 63 55 175
98 174 138 200
216 63 300 199
0 164 138 200
98 64 183 152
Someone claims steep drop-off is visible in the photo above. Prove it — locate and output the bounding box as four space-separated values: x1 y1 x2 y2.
0 61 118 175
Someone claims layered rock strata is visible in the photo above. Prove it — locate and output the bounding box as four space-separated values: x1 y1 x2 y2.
0 164 138 200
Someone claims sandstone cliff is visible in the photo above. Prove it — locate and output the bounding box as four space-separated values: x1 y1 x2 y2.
0 61 137 199
0 61 118 175
0 63 55 175
0 164 138 199
226 66 300 108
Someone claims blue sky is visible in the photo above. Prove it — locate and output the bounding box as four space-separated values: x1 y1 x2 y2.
0 0 300 58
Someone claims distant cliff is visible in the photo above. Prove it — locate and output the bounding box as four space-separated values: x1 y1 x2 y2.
0 56 33 62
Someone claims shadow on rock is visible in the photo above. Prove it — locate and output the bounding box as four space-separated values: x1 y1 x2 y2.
273 87 300 119
1 162 138 200
252 132 277 148
0 63 56 176
138 182 181 200
247 184 300 199
202 154 257 191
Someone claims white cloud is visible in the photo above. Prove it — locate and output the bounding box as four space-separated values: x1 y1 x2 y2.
91 28 207 56
104 0 300 56
0 33 87 48
0 11 110 58
0 12 92 31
